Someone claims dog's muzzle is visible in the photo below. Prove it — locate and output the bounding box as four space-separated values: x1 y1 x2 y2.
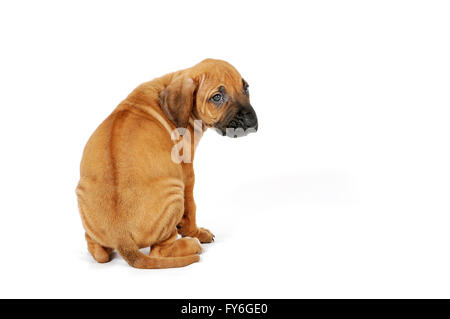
215 104 258 138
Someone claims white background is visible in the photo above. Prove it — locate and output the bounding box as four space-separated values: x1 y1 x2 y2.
0 0 449 298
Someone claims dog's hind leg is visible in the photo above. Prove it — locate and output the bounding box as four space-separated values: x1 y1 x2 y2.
149 229 202 258
85 233 113 263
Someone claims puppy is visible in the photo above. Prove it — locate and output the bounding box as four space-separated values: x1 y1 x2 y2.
76 59 258 268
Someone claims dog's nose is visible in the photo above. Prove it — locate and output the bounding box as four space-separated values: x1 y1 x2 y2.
240 107 258 132
223 105 258 137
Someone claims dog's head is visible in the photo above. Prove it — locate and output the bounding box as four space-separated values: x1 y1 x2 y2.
159 59 258 138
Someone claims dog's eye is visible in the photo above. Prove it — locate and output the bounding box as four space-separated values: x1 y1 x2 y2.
211 93 223 103
242 79 249 96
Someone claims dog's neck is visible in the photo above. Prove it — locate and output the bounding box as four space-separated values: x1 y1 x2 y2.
120 100 206 163
184 114 206 159
117 77 209 161
188 115 207 134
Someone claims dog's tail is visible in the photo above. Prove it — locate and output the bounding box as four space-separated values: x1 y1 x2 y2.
116 237 199 269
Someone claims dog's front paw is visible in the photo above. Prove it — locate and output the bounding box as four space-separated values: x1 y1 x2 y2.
196 227 215 243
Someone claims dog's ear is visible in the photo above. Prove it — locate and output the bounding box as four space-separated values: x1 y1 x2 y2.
159 75 197 128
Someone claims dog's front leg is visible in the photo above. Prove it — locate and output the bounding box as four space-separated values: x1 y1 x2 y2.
177 182 215 243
